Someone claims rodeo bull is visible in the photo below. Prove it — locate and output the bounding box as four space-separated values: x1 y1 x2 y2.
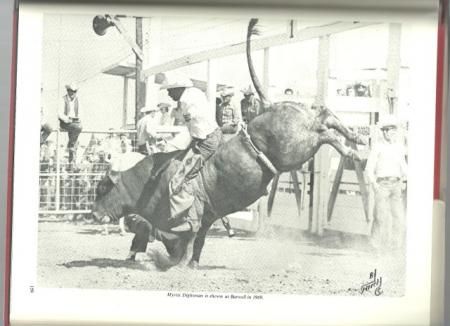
91 18 366 269
92 150 235 262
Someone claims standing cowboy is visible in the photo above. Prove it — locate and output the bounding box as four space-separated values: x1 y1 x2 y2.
240 85 262 124
158 102 173 126
366 115 407 251
161 76 222 233
216 88 240 134
136 106 159 155
58 83 82 163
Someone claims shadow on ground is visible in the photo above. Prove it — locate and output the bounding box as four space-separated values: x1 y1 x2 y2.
76 228 124 236
61 258 148 270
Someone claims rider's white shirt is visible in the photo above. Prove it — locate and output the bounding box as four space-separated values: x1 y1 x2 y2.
179 87 218 140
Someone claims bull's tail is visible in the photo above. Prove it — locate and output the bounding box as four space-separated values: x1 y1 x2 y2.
246 19 271 108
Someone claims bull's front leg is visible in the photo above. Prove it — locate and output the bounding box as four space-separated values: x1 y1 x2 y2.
320 131 362 161
322 109 367 145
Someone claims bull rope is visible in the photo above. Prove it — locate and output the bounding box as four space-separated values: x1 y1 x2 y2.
240 124 278 175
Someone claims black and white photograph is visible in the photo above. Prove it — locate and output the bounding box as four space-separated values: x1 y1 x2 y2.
34 13 412 296
8 5 440 325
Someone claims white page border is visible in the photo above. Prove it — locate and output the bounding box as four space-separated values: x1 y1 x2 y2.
9 5 438 326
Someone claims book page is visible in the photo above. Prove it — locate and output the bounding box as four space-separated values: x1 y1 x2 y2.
9 2 439 325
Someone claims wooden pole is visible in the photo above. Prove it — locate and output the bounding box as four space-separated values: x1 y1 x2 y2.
349 142 370 222
311 159 320 234
267 174 280 217
111 16 144 62
263 47 270 95
310 35 331 235
386 23 401 115
135 17 146 127
327 141 371 224
308 159 315 232
327 156 345 222
316 147 330 235
122 77 128 128
290 171 303 219
206 60 217 113
55 130 61 211
315 35 330 105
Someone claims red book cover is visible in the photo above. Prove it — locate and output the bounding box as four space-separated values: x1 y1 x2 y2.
434 0 447 199
3 0 448 325
3 2 18 326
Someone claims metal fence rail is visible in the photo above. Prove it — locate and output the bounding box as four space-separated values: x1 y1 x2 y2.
39 124 397 218
39 129 137 215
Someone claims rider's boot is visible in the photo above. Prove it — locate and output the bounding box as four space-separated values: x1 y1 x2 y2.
170 201 200 234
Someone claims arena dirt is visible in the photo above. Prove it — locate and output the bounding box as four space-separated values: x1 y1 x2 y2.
37 221 405 296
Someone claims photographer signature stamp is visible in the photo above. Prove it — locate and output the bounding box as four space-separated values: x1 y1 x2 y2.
360 269 383 296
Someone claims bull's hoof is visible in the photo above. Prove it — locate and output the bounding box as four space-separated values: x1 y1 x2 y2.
188 260 199 270
227 229 236 238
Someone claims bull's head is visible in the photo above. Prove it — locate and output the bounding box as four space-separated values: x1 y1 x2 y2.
91 170 133 224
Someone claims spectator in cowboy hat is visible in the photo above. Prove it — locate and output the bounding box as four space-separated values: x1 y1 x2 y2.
58 82 82 163
366 115 407 252
103 128 121 163
119 133 132 153
240 85 262 123
279 87 301 103
154 102 175 152
158 102 173 126
136 106 159 155
284 88 294 96
216 88 241 134
161 75 222 233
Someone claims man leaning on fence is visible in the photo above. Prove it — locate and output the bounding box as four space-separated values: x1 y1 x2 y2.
58 83 82 163
366 115 407 252
137 106 159 155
